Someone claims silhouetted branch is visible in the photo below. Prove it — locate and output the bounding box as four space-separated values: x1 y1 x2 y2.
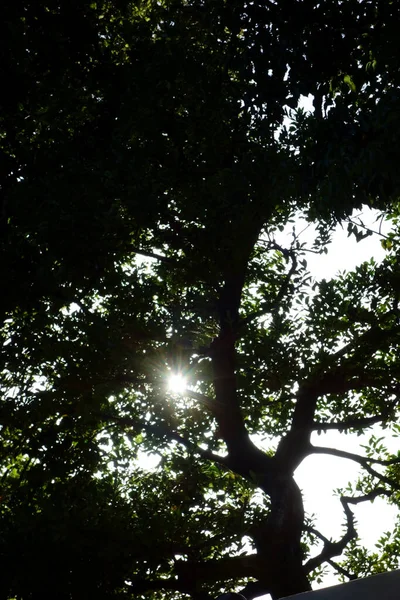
310 445 400 489
326 559 357 581
342 488 392 504
174 554 265 584
130 246 179 265
304 525 331 546
312 414 389 432
185 389 225 414
310 445 400 467
98 412 230 468
316 318 400 369
128 576 189 595
305 497 356 573
276 362 396 473
128 556 268 599
346 216 390 240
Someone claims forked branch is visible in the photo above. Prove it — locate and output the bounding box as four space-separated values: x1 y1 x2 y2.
305 497 356 574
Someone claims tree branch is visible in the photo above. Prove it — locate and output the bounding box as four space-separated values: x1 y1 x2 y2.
342 488 392 504
185 389 226 415
128 576 190 595
326 559 357 581
304 497 356 574
130 246 179 265
304 524 331 548
128 556 270 598
98 412 231 468
346 216 390 241
174 554 266 585
276 357 400 473
310 445 400 467
312 414 390 432
310 445 400 490
329 319 400 364
209 217 263 454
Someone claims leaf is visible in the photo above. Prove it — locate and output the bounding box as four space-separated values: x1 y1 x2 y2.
343 74 357 92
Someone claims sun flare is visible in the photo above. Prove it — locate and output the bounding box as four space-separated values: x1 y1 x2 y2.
167 373 187 394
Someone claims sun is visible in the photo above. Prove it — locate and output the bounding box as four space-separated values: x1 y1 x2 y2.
167 373 187 394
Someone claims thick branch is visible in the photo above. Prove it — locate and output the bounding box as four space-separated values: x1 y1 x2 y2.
312 414 389 432
128 576 190 595
305 497 356 574
174 554 266 585
128 556 271 598
274 386 318 472
210 330 250 452
275 369 371 473
211 246 259 451
210 219 263 453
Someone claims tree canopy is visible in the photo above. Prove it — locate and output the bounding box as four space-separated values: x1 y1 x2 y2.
2 1 400 599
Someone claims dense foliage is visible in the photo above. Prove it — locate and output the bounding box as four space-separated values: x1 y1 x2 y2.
2 1 400 598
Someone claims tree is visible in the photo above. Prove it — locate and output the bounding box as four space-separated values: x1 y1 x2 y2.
1 0 400 598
